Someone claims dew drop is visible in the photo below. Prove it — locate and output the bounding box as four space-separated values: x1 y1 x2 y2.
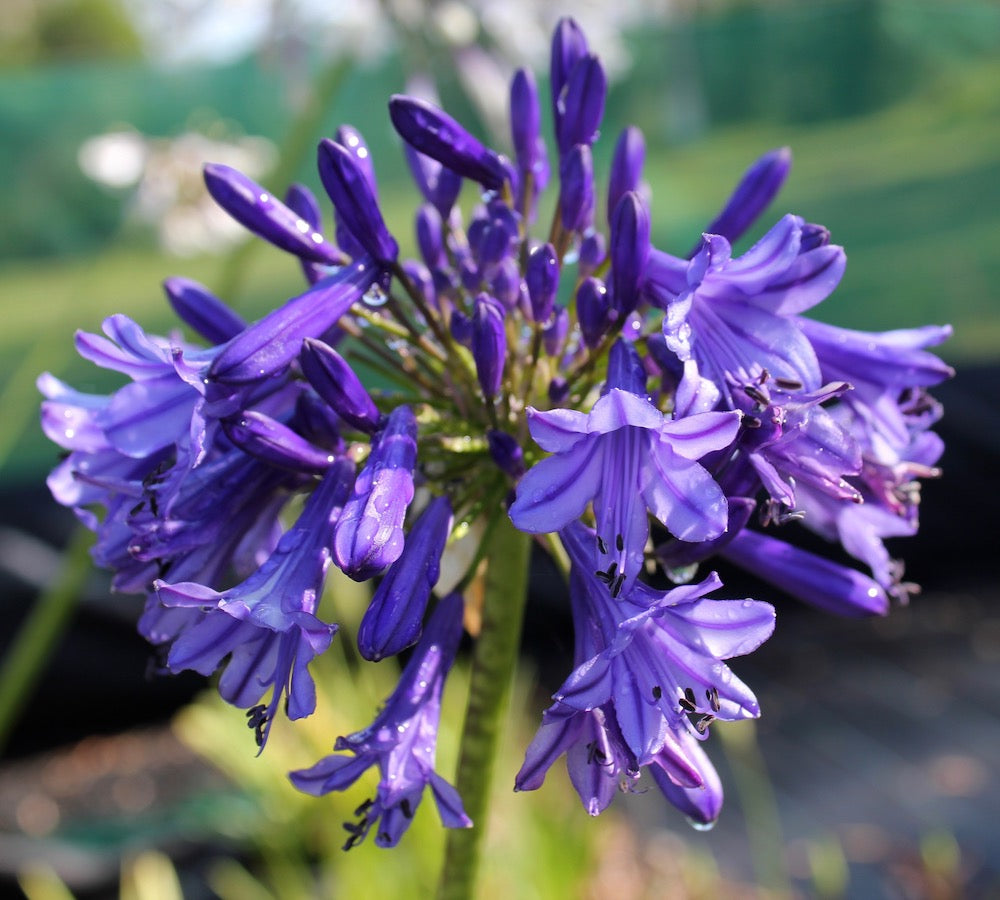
364 284 388 307
687 817 717 832
259 192 270 203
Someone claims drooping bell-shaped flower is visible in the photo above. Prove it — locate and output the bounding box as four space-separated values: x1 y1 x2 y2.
154 459 354 749
648 214 846 402
357 495 453 661
334 405 418 580
290 592 472 848
509 341 740 596
555 523 774 762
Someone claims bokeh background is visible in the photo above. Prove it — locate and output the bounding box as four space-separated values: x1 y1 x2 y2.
1 0 998 897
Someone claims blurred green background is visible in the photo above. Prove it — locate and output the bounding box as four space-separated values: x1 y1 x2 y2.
1 0 998 897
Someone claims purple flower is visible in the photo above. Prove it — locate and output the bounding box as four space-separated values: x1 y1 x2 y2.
555 524 773 759
153 459 354 748
509 342 740 596
290 592 472 848
357 496 453 661
510 67 549 219
334 405 418 580
648 215 847 402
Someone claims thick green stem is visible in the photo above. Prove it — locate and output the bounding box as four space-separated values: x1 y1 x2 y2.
0 527 94 755
437 518 531 900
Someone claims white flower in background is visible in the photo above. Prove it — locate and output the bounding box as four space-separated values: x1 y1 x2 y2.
78 129 276 256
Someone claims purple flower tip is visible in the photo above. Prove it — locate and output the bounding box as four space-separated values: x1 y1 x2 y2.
300 337 382 434
389 95 508 190
317 138 398 265
203 163 342 264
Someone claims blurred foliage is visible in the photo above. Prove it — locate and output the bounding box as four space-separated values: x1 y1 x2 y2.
0 0 142 67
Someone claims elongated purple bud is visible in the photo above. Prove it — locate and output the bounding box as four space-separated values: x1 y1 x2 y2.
490 257 523 310
284 183 334 284
701 147 792 247
721 528 889 617
578 231 606 278
543 306 569 357
300 337 382 434
557 54 606 154
223 410 335 474
604 338 646 395
404 144 463 217
357 495 452 661
511 68 542 171
389 95 508 190
209 258 377 385
334 405 417 581
334 125 378 194
416 204 446 269
203 163 343 264
403 259 437 313
522 244 557 324
607 126 646 223
609 191 650 318
317 138 398 265
558 144 594 233
450 308 472 346
550 17 589 127
487 430 525 479
472 293 506 399
163 276 246 345
576 277 612 348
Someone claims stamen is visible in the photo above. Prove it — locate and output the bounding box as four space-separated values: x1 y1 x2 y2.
596 535 608 554
615 533 624 552
611 573 625 598
401 798 414 819
695 714 715 734
679 687 697 713
774 376 803 391
652 685 662 700
706 686 720 712
246 704 269 747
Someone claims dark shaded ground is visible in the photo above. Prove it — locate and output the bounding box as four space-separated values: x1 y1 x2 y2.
0 365 996 897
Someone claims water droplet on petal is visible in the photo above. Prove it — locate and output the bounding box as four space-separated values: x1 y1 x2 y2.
688 817 717 832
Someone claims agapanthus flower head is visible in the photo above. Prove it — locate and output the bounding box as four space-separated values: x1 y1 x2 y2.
41 14 951 849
